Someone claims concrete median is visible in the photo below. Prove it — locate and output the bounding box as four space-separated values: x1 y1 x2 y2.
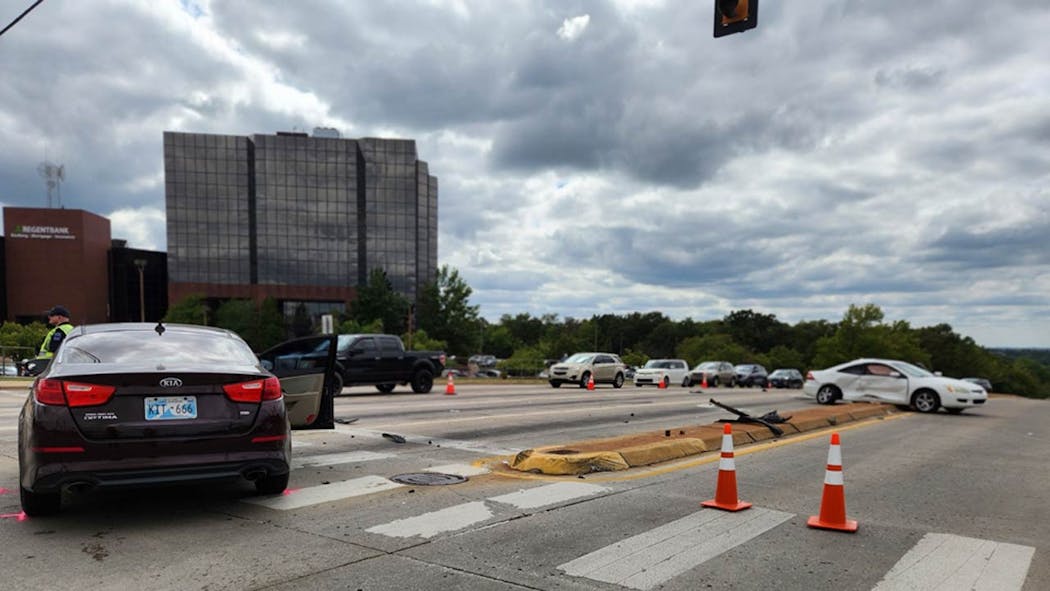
506 402 897 475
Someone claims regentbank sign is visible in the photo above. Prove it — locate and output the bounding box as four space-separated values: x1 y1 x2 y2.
9 225 77 240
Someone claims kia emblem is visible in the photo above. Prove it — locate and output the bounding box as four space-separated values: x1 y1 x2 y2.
159 377 183 388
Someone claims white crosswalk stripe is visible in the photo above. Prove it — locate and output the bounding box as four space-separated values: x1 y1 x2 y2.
558 507 793 590
873 533 1034 591
242 475 404 510
365 482 610 539
291 450 394 469
366 501 493 539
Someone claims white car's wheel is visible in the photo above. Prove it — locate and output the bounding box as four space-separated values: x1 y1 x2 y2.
911 390 941 413
815 385 839 405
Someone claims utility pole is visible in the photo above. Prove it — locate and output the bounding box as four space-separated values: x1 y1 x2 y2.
134 259 147 321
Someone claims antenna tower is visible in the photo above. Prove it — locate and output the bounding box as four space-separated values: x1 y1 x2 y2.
36 160 64 208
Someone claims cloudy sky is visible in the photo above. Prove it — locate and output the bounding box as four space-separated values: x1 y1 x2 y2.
1 0 1048 347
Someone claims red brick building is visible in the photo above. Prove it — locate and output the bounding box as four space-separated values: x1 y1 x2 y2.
3 207 111 324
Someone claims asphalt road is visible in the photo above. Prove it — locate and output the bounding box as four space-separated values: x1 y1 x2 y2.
1 381 1046 590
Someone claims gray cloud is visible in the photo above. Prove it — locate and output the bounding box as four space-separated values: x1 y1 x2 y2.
1 0 1048 346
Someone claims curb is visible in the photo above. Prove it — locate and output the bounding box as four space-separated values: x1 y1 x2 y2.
507 402 897 475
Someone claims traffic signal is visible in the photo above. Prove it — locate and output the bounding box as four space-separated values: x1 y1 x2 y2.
713 0 758 38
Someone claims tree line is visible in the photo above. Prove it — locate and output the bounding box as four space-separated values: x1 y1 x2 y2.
7 264 1041 398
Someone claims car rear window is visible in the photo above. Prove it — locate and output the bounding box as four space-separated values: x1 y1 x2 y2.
57 330 258 365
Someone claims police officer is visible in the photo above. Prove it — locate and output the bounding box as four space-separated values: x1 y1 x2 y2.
38 305 74 359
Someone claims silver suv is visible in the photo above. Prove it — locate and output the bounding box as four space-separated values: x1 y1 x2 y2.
548 352 627 389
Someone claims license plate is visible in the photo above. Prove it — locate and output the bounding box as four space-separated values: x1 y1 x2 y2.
144 396 197 421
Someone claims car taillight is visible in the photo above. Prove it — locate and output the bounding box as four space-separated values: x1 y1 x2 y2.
34 379 66 406
224 376 281 403
805 371 815 381
34 379 116 407
64 381 117 407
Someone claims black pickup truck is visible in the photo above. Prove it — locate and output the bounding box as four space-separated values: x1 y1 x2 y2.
330 334 445 394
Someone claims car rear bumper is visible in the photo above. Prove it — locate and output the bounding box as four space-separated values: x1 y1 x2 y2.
23 453 290 493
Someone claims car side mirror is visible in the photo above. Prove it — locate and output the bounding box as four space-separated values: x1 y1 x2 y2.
889 371 903 378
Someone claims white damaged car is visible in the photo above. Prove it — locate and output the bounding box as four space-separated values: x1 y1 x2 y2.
804 358 988 414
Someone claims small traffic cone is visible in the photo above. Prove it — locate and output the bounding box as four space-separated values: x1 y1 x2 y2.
586 373 596 391
807 432 858 532
701 373 709 389
657 376 667 389
444 373 456 395
701 423 752 512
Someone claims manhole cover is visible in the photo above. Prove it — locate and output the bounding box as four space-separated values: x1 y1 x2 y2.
390 472 468 486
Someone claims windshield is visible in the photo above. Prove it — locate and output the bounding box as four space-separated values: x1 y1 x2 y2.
564 353 594 364
893 361 935 378
58 330 258 365
698 362 720 370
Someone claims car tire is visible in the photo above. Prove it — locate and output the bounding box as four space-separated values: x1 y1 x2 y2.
20 486 61 517
711 377 719 387
579 372 591 389
816 385 840 405
613 373 625 389
327 373 344 397
411 368 434 393
662 376 670 388
255 472 290 495
911 390 941 413
549 381 561 388
681 376 691 387
375 383 396 393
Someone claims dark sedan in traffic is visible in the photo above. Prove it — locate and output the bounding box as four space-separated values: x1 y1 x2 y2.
767 368 805 389
18 323 335 516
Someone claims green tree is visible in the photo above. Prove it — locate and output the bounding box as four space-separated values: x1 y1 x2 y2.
811 304 927 368
676 334 752 366
415 265 480 357
290 303 314 337
338 317 384 334
350 268 410 333
164 294 209 325
213 297 286 351
723 309 789 353
765 345 807 372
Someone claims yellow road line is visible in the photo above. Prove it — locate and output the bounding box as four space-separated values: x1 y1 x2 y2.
478 413 911 483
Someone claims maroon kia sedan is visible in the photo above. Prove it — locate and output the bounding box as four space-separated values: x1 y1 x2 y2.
18 323 334 516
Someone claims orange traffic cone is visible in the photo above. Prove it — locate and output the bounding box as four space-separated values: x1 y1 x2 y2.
658 376 667 389
586 373 596 391
701 373 709 389
807 432 858 532
701 423 752 512
444 373 456 395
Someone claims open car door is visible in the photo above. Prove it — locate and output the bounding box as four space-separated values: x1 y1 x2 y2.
258 335 337 430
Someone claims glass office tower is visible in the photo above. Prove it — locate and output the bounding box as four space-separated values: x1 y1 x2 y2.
164 130 438 316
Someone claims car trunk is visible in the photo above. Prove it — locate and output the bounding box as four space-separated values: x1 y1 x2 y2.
61 372 263 440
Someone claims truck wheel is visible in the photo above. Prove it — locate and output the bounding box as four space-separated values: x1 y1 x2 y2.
375 383 396 393
327 373 344 397
411 368 434 393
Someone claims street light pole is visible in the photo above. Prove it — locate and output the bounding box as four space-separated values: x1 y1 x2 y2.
133 259 147 322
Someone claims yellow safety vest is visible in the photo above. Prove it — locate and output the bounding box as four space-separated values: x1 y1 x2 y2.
38 322 74 358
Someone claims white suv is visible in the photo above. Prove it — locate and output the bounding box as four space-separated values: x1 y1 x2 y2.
633 359 691 387
548 352 627 389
